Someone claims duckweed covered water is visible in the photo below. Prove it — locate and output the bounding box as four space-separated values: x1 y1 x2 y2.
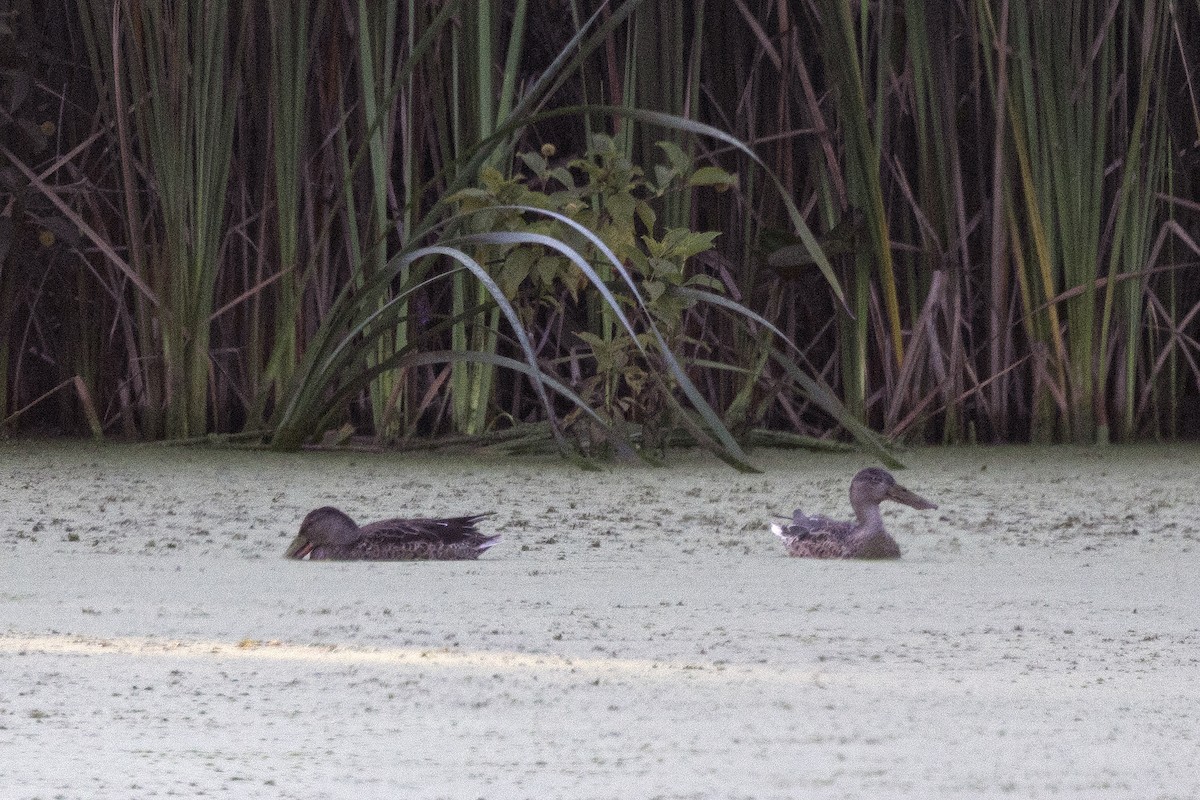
1 440 1197 799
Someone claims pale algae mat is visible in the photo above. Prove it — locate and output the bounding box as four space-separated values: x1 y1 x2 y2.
1 440 1197 799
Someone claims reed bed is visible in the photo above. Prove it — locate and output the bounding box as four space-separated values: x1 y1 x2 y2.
2 1 1198 459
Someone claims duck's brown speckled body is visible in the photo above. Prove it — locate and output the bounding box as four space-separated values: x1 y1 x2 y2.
770 468 936 559
285 506 499 561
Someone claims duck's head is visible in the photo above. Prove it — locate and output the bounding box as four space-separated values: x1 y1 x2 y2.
850 467 937 511
284 506 360 558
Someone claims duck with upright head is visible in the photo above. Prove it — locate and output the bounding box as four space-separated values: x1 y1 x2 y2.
770 467 936 559
285 506 500 561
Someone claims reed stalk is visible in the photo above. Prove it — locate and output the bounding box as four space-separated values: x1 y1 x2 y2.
439 0 534 436
246 0 316 428
1098 0 1170 442
813 0 904 422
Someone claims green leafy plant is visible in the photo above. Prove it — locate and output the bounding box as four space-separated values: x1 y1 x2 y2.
446 133 736 456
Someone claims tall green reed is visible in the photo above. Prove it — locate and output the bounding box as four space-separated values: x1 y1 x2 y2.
78 1 244 439
811 0 904 421
1098 1 1170 442
246 0 317 428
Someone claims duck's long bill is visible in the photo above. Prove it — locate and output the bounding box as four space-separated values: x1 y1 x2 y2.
886 483 938 510
284 534 314 559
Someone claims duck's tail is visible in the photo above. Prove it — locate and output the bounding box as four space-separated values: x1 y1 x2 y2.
475 534 503 552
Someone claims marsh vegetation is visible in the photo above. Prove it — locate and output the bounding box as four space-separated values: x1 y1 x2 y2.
3 2 1199 460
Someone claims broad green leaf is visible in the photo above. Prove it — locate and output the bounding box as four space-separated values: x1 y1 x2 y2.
635 200 657 230
668 229 720 260
605 189 636 223
653 164 675 192
534 254 561 287
548 167 575 189
685 274 725 291
648 257 680 280
518 151 548 176
446 187 493 204
656 140 690 173
479 165 506 192
688 166 737 188
499 247 535 298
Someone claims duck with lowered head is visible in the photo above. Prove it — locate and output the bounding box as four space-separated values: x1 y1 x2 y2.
285 506 500 561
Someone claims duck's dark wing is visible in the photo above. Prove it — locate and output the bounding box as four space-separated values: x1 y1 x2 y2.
360 513 495 544
770 515 854 558
342 513 501 559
